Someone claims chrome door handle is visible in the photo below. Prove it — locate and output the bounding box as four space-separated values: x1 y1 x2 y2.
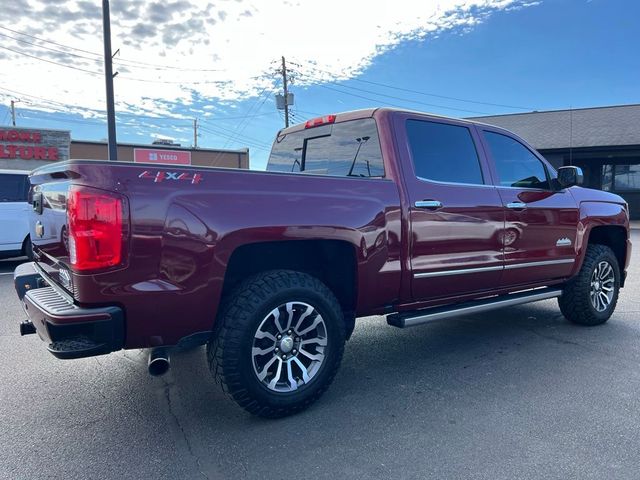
415 200 443 210
506 201 527 210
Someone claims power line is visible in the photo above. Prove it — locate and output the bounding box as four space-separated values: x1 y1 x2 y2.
0 44 231 85
199 125 270 151
0 25 223 73
0 85 281 125
352 77 535 111
220 83 276 149
315 81 490 115
198 121 272 148
293 67 491 115
0 45 103 76
295 60 536 111
0 31 103 65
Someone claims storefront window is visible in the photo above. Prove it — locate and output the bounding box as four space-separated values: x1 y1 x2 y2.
602 165 614 191
601 164 640 191
614 164 640 191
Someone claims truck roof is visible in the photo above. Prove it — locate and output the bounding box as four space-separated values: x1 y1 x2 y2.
278 107 483 136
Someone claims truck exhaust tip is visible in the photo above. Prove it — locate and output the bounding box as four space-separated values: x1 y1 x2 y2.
20 321 37 336
148 347 170 376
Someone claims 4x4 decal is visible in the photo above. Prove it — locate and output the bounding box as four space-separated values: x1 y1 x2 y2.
138 170 203 184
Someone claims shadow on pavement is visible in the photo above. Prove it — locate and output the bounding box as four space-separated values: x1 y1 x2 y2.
0 257 27 274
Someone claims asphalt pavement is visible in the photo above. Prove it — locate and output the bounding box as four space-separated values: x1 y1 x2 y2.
1 232 639 479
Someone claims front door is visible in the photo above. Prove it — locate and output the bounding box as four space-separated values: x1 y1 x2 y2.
396 115 505 302
478 128 580 287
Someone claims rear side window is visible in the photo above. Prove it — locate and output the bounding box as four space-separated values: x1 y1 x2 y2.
267 118 384 177
483 132 550 189
406 120 484 185
0 174 28 202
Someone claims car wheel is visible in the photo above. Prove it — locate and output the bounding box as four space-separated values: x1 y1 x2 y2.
207 270 346 418
559 244 620 326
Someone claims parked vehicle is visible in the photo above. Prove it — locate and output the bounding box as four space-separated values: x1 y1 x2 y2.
0 169 31 259
14 108 631 417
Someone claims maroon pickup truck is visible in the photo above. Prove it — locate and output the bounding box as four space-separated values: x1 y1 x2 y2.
14 108 631 417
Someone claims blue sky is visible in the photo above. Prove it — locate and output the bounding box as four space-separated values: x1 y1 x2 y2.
1 0 638 169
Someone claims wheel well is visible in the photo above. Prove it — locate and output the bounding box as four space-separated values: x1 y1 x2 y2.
222 240 358 335
21 234 30 253
587 226 627 280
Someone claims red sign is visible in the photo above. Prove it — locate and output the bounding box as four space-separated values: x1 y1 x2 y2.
134 148 191 165
0 128 64 160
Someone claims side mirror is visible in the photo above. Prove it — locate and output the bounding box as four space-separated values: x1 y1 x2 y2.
557 166 583 188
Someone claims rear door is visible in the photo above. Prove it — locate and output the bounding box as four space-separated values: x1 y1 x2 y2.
478 127 579 287
394 114 505 301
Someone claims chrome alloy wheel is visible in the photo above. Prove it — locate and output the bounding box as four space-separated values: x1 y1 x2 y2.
252 302 327 393
590 260 615 312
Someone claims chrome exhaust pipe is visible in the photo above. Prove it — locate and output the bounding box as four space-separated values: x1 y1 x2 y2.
148 347 170 376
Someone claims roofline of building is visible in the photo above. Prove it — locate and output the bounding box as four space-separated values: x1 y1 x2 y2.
0 125 70 133
71 139 249 154
468 103 640 119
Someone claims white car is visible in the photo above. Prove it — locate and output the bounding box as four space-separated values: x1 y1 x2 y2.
0 169 32 259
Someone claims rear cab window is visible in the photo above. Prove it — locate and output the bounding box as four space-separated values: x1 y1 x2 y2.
267 118 384 178
0 173 29 202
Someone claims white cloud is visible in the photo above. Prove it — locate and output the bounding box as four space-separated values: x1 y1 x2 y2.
0 0 537 118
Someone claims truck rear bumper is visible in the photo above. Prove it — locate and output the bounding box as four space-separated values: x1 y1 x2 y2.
14 262 124 359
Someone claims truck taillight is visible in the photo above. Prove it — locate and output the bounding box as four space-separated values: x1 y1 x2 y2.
67 185 128 272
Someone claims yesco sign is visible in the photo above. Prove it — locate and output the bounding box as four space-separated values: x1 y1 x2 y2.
134 148 191 165
0 127 70 161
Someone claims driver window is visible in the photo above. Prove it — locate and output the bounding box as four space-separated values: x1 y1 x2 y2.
483 131 550 189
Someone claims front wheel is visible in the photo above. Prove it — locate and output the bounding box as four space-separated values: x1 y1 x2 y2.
207 270 346 418
559 244 620 326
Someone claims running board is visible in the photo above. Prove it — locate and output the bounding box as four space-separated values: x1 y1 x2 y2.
387 287 563 328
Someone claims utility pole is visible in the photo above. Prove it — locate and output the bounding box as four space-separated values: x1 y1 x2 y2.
10 99 19 126
102 0 118 160
281 56 289 128
193 118 198 148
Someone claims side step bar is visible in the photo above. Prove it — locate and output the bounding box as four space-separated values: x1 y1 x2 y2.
387 287 563 328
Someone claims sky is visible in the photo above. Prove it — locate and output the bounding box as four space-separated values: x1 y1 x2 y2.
0 0 638 169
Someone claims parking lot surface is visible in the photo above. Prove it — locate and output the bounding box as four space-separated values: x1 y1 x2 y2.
1 231 639 479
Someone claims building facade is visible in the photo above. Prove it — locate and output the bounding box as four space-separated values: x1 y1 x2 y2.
0 126 249 171
469 104 640 219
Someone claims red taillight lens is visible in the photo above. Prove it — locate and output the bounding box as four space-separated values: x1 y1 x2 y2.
67 185 127 271
304 114 336 129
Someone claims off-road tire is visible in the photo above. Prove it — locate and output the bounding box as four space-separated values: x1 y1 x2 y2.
559 244 620 326
207 270 346 418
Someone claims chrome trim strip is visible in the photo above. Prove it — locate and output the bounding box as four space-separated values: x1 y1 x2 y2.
413 258 574 278
397 288 563 328
416 176 495 188
503 258 574 270
414 265 503 279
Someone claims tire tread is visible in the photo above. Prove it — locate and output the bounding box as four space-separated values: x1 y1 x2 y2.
207 270 345 418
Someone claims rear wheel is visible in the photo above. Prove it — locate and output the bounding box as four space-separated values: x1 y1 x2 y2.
559 244 620 326
207 270 346 418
